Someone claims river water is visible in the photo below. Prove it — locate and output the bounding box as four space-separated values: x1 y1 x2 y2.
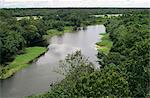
1 25 105 98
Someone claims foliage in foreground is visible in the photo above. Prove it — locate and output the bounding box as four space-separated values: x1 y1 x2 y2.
28 51 130 98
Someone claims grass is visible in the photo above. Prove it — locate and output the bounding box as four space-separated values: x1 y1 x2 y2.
43 26 73 39
0 26 73 79
64 26 73 32
0 47 47 79
97 40 112 48
96 33 113 54
101 33 110 40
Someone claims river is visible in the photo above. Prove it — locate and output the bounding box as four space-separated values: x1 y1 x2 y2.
1 25 105 98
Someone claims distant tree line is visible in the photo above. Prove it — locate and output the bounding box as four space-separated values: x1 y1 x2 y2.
1 8 148 16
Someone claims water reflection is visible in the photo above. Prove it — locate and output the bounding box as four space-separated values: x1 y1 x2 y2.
1 25 105 98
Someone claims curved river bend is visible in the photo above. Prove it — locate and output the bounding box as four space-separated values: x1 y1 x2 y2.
1 25 105 98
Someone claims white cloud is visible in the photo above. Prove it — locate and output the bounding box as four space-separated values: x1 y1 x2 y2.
5 0 48 2
0 0 149 8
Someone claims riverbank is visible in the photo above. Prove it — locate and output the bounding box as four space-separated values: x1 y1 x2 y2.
96 33 113 54
0 47 47 80
43 26 73 39
0 26 74 80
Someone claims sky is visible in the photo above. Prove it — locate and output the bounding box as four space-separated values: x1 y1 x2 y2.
0 0 149 8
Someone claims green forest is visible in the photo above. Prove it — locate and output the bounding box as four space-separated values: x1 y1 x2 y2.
0 8 99 79
0 8 149 97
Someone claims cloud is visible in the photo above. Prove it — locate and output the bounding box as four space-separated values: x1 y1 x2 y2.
0 0 149 8
5 0 48 2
